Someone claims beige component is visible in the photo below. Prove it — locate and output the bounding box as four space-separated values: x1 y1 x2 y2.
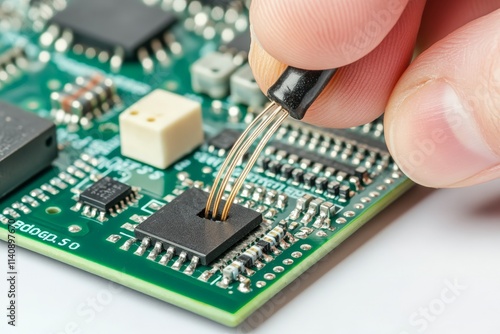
119 89 203 169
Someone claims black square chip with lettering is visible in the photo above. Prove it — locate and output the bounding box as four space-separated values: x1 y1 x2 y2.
79 177 133 212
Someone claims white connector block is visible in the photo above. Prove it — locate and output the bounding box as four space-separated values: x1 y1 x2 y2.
119 89 203 169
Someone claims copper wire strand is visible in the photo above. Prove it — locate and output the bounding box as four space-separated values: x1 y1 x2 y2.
204 103 276 218
205 104 277 219
210 105 283 218
220 109 288 220
207 104 283 219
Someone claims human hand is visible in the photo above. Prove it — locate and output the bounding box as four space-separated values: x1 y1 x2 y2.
248 0 500 188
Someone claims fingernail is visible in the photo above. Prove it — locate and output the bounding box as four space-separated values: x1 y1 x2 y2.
389 80 498 187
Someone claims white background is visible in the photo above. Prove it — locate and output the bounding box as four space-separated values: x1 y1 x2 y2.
1 180 500 334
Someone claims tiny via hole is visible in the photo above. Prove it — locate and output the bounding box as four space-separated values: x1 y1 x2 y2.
197 208 227 222
146 117 155 122
46 207 61 215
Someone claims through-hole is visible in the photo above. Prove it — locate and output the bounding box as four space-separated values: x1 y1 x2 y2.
46 207 61 215
197 208 226 222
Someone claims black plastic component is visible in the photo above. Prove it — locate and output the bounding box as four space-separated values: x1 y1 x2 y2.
281 164 294 179
256 239 271 253
260 157 271 170
322 128 389 153
134 188 262 265
267 67 337 119
209 129 242 151
315 177 328 191
327 181 340 196
271 141 356 176
292 169 304 183
339 185 351 200
303 173 316 187
237 254 253 267
278 220 288 230
268 161 282 174
355 167 369 183
50 0 177 60
79 177 132 212
0 102 57 199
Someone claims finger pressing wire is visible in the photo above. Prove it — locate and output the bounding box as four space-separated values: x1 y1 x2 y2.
206 66 338 221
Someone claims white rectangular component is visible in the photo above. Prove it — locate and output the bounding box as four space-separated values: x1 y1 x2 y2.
119 89 203 169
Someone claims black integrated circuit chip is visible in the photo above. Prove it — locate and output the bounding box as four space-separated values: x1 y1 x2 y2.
0 102 58 199
50 0 177 60
323 128 389 153
208 129 242 151
270 141 356 176
134 188 262 265
79 177 133 212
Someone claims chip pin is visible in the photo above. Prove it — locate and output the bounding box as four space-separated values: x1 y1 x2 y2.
97 211 106 222
120 238 137 251
184 256 200 275
147 241 163 261
134 238 151 256
151 38 171 66
54 29 73 52
159 246 175 266
110 47 124 72
172 251 188 270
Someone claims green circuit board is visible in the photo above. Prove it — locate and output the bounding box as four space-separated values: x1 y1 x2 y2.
0 0 412 326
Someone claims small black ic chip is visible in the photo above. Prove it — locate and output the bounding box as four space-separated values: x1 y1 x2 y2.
79 177 133 212
209 129 242 151
134 188 262 265
50 0 177 60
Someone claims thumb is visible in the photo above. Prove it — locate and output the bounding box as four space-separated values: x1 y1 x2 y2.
385 9 500 188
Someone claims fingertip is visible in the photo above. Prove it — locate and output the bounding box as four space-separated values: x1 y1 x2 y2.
249 0 424 129
249 40 387 128
250 0 408 69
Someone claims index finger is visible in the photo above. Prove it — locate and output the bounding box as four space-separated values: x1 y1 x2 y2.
250 0 410 69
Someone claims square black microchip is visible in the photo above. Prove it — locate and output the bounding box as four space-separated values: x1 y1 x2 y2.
79 177 132 212
134 188 262 265
0 102 57 199
50 0 177 60
209 129 242 151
